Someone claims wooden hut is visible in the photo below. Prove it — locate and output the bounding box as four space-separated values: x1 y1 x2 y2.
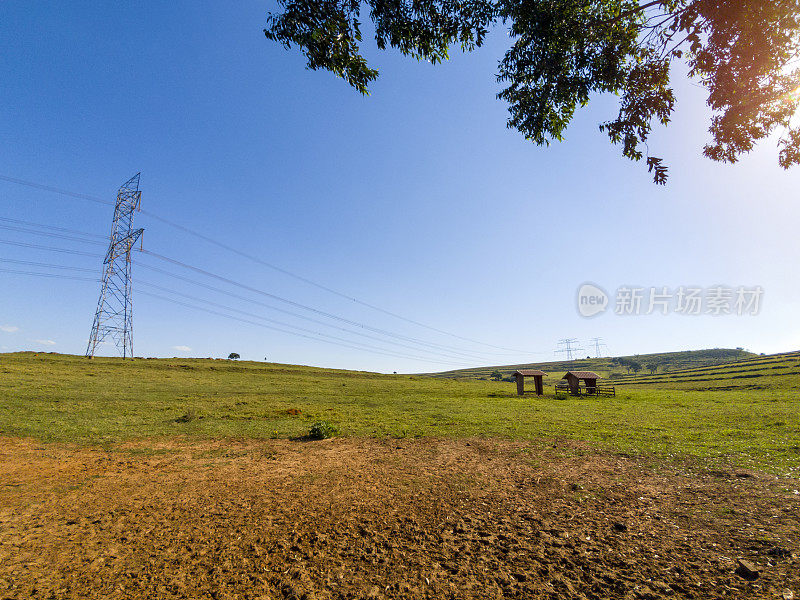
513 370 545 396
562 371 599 395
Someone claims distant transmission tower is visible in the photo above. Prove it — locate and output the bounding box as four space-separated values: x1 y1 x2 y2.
555 338 584 362
590 337 607 358
86 174 144 359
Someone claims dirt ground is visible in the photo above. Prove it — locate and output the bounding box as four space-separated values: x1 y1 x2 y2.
0 436 798 600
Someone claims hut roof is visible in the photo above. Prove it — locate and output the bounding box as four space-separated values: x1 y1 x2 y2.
562 371 600 380
514 370 546 376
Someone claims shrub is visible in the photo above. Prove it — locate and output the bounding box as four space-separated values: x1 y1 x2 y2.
308 420 339 440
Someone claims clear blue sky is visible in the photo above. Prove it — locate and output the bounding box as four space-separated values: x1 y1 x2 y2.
1 1 799 372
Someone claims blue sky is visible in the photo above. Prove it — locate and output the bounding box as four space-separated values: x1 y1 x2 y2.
1 1 799 372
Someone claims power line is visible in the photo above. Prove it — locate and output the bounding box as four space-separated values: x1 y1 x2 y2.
1 173 535 354
0 225 497 361
0 174 113 207
0 267 99 282
0 265 473 366
0 258 97 272
137 282 473 365
0 238 103 257
135 260 497 361
0 223 107 245
139 249 512 361
139 207 531 353
0 216 107 239
138 289 472 366
0 250 479 364
136 271 489 362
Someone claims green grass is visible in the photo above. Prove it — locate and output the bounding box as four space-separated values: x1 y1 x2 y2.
1 351 798 476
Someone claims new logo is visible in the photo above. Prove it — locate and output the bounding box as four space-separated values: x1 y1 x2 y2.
577 283 609 318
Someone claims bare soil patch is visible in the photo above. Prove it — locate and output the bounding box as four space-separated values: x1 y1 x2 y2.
0 436 797 599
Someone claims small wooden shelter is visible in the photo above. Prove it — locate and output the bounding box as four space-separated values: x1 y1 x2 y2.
556 371 615 396
562 371 599 395
514 370 545 396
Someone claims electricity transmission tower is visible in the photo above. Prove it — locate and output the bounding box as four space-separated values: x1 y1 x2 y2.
590 337 608 358
555 338 584 362
86 174 144 359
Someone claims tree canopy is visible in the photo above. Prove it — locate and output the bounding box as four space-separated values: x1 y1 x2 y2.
265 0 800 184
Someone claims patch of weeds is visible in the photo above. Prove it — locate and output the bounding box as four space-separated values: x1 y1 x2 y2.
175 409 200 423
255 446 277 460
391 428 410 439
308 420 339 440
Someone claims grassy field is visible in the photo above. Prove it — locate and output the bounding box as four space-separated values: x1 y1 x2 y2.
1 351 798 476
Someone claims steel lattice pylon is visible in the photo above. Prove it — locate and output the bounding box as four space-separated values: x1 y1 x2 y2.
86 173 144 359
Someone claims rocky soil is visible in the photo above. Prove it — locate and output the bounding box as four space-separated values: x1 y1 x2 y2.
0 436 797 599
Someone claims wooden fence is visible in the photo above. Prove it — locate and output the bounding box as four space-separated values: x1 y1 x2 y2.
554 382 616 397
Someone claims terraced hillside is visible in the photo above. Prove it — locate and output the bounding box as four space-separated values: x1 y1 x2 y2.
428 348 756 380
612 351 800 391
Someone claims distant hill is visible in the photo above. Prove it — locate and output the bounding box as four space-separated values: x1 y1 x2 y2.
611 350 800 391
427 348 759 380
